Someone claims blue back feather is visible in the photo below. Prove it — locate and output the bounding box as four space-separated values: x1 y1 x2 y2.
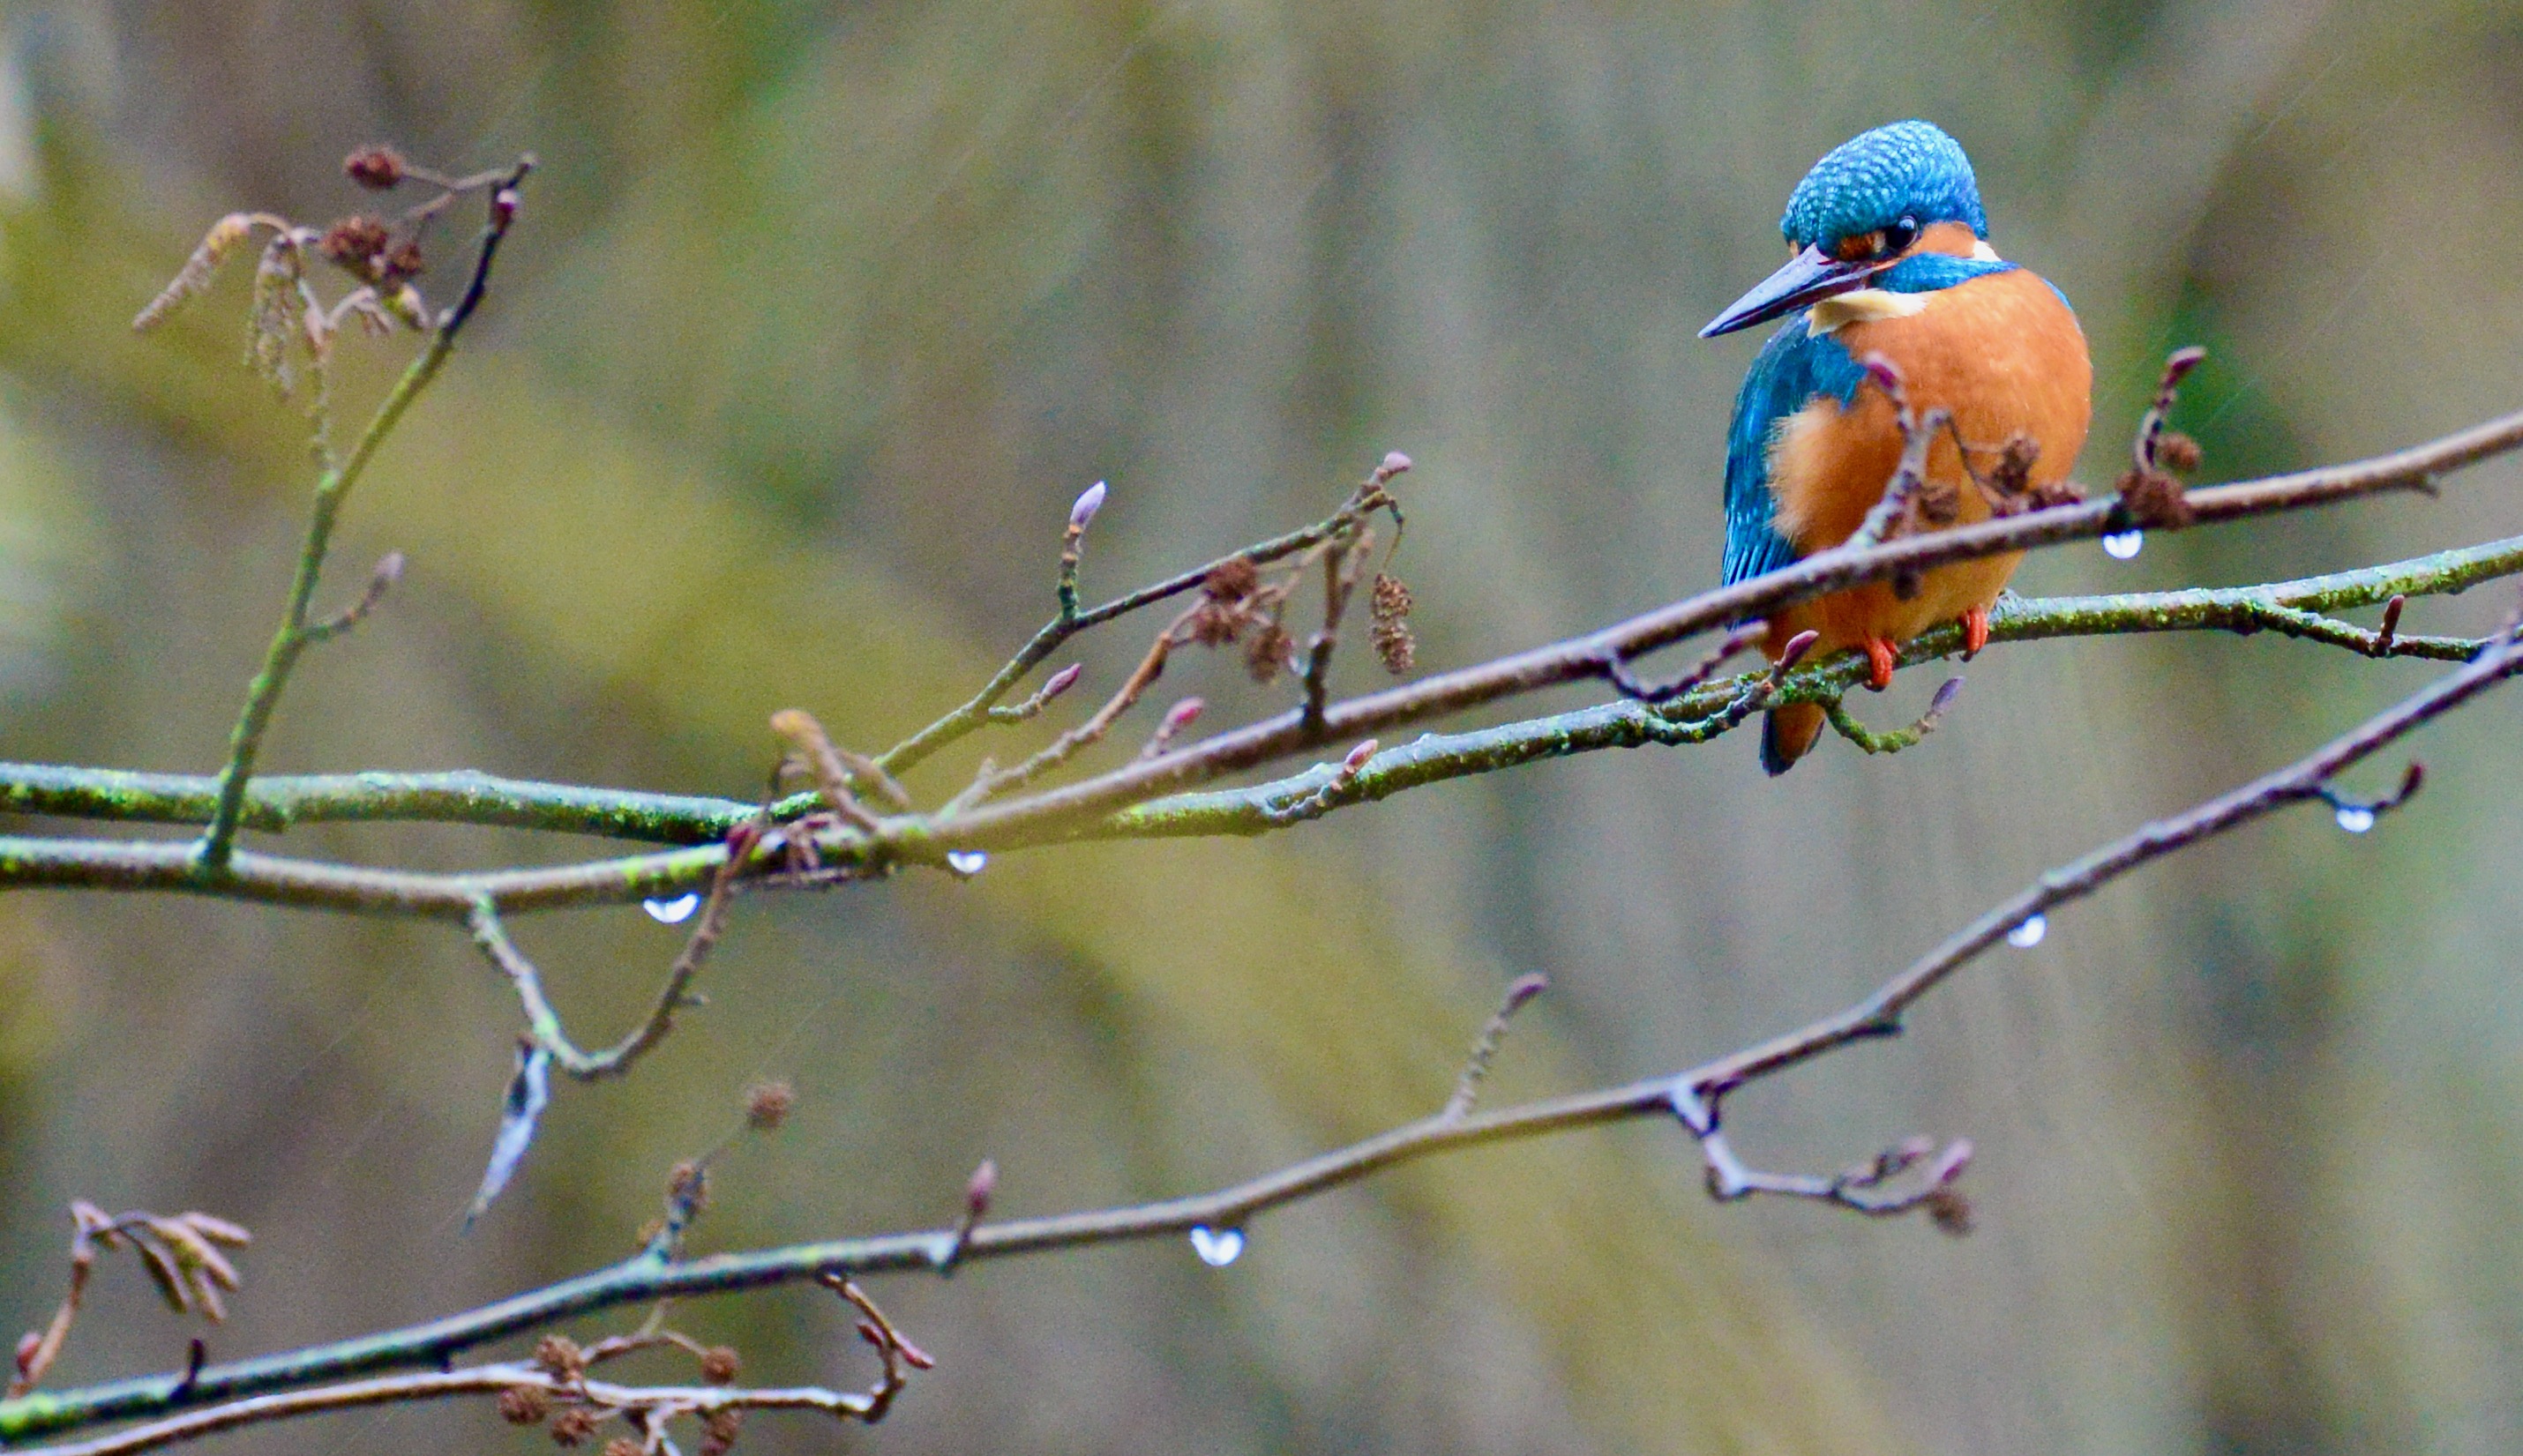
1722 319 1864 587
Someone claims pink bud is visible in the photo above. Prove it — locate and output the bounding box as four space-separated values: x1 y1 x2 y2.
1068 480 1108 531
1380 451 1413 476
1041 663 1084 701
1161 698 1205 731
492 188 520 228
1503 972 1548 1012
966 1159 998 1216
1342 739 1379 773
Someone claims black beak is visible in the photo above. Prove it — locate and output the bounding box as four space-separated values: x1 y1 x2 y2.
1699 244 1891 338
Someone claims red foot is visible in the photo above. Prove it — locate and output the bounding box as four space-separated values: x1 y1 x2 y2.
1864 637 1897 691
1962 604 1991 660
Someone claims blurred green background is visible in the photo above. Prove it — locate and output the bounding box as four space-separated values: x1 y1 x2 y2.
2 2 2521 1452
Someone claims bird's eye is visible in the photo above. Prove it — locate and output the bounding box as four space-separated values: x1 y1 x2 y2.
1882 216 1920 256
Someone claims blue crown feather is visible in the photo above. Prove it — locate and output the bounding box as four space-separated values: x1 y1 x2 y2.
1779 120 1987 250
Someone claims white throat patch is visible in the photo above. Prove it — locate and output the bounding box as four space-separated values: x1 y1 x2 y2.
1807 288 1932 336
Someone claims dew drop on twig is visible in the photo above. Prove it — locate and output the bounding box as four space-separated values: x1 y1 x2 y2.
1188 1225 1245 1266
946 850 989 877
642 893 701 924
2101 530 2144 560
2334 804 2376 834
2005 914 2048 949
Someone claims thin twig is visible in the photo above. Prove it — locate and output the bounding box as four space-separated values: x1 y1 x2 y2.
1443 974 1548 1118
1599 622 1763 705
1299 533 1373 732
766 712 884 831
464 822 755 1080
874 462 1404 779
300 552 404 643
942 603 1201 813
193 159 532 873
1822 677 1965 755
1841 356 1944 556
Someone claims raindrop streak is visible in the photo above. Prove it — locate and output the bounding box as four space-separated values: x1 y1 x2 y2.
1188 1225 1245 1267
642 893 701 924
2005 914 2048 949
946 850 989 876
2335 804 2377 834
2101 530 2144 560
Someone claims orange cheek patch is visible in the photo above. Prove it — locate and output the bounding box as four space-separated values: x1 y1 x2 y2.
1917 220 1980 258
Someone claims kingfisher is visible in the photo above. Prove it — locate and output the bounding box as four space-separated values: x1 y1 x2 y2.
1703 120 2091 773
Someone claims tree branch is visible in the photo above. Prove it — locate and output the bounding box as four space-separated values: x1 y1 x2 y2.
5 526 2519 907
7 621 2508 1448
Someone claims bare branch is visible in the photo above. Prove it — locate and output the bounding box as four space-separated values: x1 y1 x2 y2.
17 628 2504 1446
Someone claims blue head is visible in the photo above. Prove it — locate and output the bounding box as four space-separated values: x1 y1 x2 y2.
1779 120 1985 252
1702 121 1989 338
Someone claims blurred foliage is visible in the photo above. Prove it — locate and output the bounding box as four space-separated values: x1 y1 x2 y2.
4 2 2523 1453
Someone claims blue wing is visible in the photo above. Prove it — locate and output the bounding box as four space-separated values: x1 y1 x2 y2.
1722 316 1866 586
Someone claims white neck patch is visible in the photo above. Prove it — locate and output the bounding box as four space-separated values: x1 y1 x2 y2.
1971 239 2002 262
1808 288 1932 336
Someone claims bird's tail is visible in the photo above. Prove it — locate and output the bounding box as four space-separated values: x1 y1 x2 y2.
1760 703 1823 776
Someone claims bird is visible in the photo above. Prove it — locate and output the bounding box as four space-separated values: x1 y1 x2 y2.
1701 120 2091 774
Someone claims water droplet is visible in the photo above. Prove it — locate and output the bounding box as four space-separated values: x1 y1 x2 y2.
946 850 989 877
2005 914 2048 949
642 892 701 924
2334 804 2376 834
1188 1225 1245 1266
2101 530 2144 560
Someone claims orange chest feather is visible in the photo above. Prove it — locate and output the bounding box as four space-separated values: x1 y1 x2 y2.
1766 267 2093 553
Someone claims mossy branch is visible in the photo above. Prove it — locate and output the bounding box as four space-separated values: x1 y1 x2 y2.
4 624 2508 1449
4 530 2513 904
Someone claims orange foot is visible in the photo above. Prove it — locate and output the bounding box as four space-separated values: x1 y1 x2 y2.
1962 604 1991 661
1864 637 1897 691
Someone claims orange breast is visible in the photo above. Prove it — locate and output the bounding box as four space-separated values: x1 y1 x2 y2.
1762 265 2091 655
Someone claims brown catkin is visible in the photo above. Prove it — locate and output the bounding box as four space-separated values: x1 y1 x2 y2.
498 1386 550 1426
343 146 407 189
744 1080 794 1131
1369 573 1416 676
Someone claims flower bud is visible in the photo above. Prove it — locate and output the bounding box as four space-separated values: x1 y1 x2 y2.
1068 480 1108 531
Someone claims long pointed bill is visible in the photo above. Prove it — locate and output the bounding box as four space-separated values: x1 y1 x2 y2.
1698 244 1890 338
